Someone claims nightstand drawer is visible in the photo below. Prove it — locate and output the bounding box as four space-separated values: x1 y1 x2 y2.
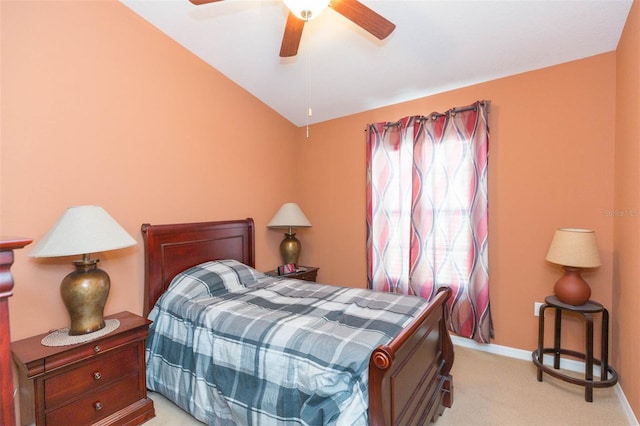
45 372 142 425
44 343 140 409
43 328 146 372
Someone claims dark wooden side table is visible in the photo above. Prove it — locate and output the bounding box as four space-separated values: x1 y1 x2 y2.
264 266 319 282
532 295 618 402
12 311 155 425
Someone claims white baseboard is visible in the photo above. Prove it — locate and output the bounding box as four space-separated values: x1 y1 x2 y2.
450 336 639 426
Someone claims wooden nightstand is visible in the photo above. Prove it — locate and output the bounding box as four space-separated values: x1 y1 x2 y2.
11 311 155 425
265 266 319 282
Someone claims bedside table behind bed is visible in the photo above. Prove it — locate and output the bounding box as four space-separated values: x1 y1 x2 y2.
264 266 319 282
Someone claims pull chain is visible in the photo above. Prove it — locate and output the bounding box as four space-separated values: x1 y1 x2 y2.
306 49 311 138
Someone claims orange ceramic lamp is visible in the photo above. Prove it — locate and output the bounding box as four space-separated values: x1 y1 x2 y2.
545 228 601 306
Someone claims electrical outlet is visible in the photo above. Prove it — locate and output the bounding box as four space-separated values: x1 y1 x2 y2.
534 302 544 317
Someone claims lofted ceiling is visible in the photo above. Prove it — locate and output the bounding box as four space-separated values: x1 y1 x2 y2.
120 0 632 127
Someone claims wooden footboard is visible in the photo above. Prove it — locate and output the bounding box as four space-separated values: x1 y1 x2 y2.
368 287 454 425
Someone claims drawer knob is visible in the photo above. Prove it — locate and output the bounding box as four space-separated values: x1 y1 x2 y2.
94 402 103 411
93 371 102 380
93 345 101 353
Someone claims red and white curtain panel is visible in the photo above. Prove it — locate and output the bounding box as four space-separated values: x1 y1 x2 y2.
366 100 492 343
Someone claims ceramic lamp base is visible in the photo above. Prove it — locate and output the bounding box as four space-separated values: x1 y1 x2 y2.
553 266 591 306
280 232 301 265
60 258 110 335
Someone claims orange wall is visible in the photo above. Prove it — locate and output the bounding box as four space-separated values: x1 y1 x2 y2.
1 0 637 421
1 1 295 339
615 0 640 419
298 53 616 352
295 8 638 417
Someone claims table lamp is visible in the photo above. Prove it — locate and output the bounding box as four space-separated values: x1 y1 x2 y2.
267 203 311 265
30 206 136 335
545 228 601 306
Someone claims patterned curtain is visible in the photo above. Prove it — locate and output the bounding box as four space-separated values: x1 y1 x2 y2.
366 100 492 343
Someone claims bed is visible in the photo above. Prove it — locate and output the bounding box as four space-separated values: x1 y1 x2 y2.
141 218 454 425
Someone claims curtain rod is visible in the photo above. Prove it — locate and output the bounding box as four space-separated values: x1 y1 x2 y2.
372 100 488 130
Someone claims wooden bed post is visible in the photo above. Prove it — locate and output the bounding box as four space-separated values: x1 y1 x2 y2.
1 237 32 426
440 288 455 411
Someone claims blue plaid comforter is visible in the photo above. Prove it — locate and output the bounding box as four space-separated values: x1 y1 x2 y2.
146 260 427 425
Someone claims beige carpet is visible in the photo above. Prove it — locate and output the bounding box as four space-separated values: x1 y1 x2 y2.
437 346 630 425
146 345 632 425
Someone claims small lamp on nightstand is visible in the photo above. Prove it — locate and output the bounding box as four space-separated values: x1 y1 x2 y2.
267 203 312 265
30 206 136 335
545 227 601 306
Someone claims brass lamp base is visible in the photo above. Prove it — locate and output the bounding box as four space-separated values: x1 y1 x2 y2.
280 231 302 265
553 266 591 306
60 257 110 335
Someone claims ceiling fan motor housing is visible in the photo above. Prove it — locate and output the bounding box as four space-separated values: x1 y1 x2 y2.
284 0 331 21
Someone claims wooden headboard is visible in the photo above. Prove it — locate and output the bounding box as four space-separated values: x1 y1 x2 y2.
141 218 255 316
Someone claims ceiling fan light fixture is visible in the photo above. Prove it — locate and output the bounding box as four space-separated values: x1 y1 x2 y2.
284 0 330 21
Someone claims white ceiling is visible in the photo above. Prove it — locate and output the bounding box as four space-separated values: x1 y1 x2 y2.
120 0 632 127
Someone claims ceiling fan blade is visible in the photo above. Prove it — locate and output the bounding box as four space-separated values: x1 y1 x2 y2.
330 0 395 40
280 12 305 57
189 0 224 5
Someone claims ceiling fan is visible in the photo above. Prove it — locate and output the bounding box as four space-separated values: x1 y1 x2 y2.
188 0 396 57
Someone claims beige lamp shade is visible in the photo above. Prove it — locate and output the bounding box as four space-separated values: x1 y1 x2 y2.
267 203 312 229
545 228 601 268
30 206 136 258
